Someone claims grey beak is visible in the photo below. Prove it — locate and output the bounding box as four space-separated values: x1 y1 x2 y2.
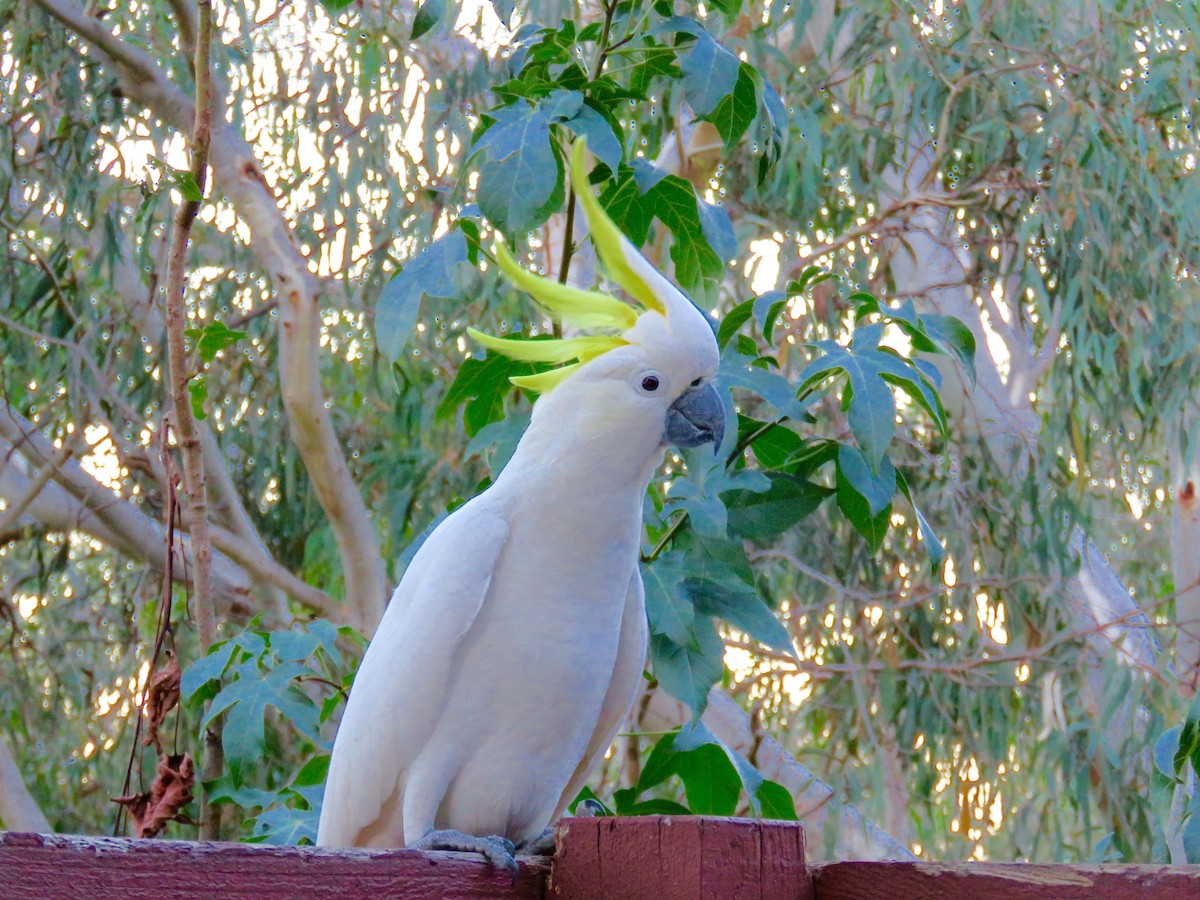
664 381 726 450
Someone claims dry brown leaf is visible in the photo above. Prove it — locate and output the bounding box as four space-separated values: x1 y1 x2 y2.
141 651 181 753
114 751 195 838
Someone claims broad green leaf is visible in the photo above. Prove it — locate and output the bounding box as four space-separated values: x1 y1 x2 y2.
186 321 247 362
684 576 795 657
676 31 740 118
673 720 763 815
696 199 736 265
470 101 563 234
717 299 754 350
725 472 832 540
465 409 530 476
376 229 472 363
181 640 238 702
410 0 445 39
650 615 724 718
642 553 697 648
757 780 798 820
673 742 740 815
188 377 208 421
560 103 623 174
704 63 759 148
836 457 892 553
436 351 537 437
838 444 896 516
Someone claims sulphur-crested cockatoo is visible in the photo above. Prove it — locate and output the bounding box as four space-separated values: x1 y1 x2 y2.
317 140 725 872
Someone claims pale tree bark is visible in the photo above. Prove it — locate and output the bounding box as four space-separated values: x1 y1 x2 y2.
0 404 344 620
0 735 51 833
880 139 1158 682
32 0 387 635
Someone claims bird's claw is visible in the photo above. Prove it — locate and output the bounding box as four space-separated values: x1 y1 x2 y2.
411 828 519 878
516 827 555 857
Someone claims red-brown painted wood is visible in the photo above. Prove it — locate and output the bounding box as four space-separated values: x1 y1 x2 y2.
0 831 549 899
548 816 810 900
813 861 1200 899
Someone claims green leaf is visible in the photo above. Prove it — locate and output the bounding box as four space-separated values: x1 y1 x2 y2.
835 455 892 554
642 553 697 647
676 30 740 117
673 720 762 815
696 199 736 264
703 63 759 148
465 409 530 477
376 229 472 363
757 780 798 820
735 417 797 470
436 351 537 437
896 471 947 572
673 742 740 815
922 314 978 385
188 377 208 421
1175 717 1200 777
644 174 725 295
684 577 794 657
181 641 238 702
1154 727 1182 780
559 101 623 174
717 299 754 350
410 0 445 39
753 291 788 346
837 444 896 517
650 616 725 718
799 342 906 470
725 472 832 540
470 101 563 234
186 321 247 362
204 660 321 784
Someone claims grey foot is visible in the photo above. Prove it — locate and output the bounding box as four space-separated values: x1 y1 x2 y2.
411 828 518 877
516 827 555 857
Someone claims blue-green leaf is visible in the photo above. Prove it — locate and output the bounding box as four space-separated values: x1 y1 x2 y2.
642 553 697 647
838 444 896 516
410 0 445 39
650 616 724 718
470 102 563 234
376 229 472 363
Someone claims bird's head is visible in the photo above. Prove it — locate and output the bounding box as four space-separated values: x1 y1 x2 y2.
469 141 725 456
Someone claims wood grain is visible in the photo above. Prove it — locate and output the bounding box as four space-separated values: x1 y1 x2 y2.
0 832 548 899
813 861 1200 899
548 816 810 900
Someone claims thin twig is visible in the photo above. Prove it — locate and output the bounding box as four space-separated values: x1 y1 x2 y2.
160 0 222 840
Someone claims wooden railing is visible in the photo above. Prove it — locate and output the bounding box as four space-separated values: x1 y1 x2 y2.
3 819 1199 899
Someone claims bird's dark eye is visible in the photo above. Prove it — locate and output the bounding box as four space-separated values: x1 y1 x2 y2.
641 375 660 392
690 377 703 388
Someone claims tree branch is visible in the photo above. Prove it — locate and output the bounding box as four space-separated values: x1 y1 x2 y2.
0 735 51 833
0 405 254 614
32 0 386 635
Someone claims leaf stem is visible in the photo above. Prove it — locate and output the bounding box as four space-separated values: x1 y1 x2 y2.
555 0 618 288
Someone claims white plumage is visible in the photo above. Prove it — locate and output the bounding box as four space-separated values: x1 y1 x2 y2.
317 141 723 862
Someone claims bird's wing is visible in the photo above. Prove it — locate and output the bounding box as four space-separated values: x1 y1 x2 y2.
551 568 649 818
316 504 509 847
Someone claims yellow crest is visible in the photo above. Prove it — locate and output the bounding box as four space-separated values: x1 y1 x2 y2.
470 140 666 393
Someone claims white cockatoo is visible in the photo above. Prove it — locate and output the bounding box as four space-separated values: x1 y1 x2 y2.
316 140 725 872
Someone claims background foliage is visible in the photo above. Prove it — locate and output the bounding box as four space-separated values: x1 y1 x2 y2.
2 0 1199 864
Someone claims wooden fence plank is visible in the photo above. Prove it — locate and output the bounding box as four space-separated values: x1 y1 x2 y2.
813 861 1200 900
548 817 809 900
0 832 548 899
